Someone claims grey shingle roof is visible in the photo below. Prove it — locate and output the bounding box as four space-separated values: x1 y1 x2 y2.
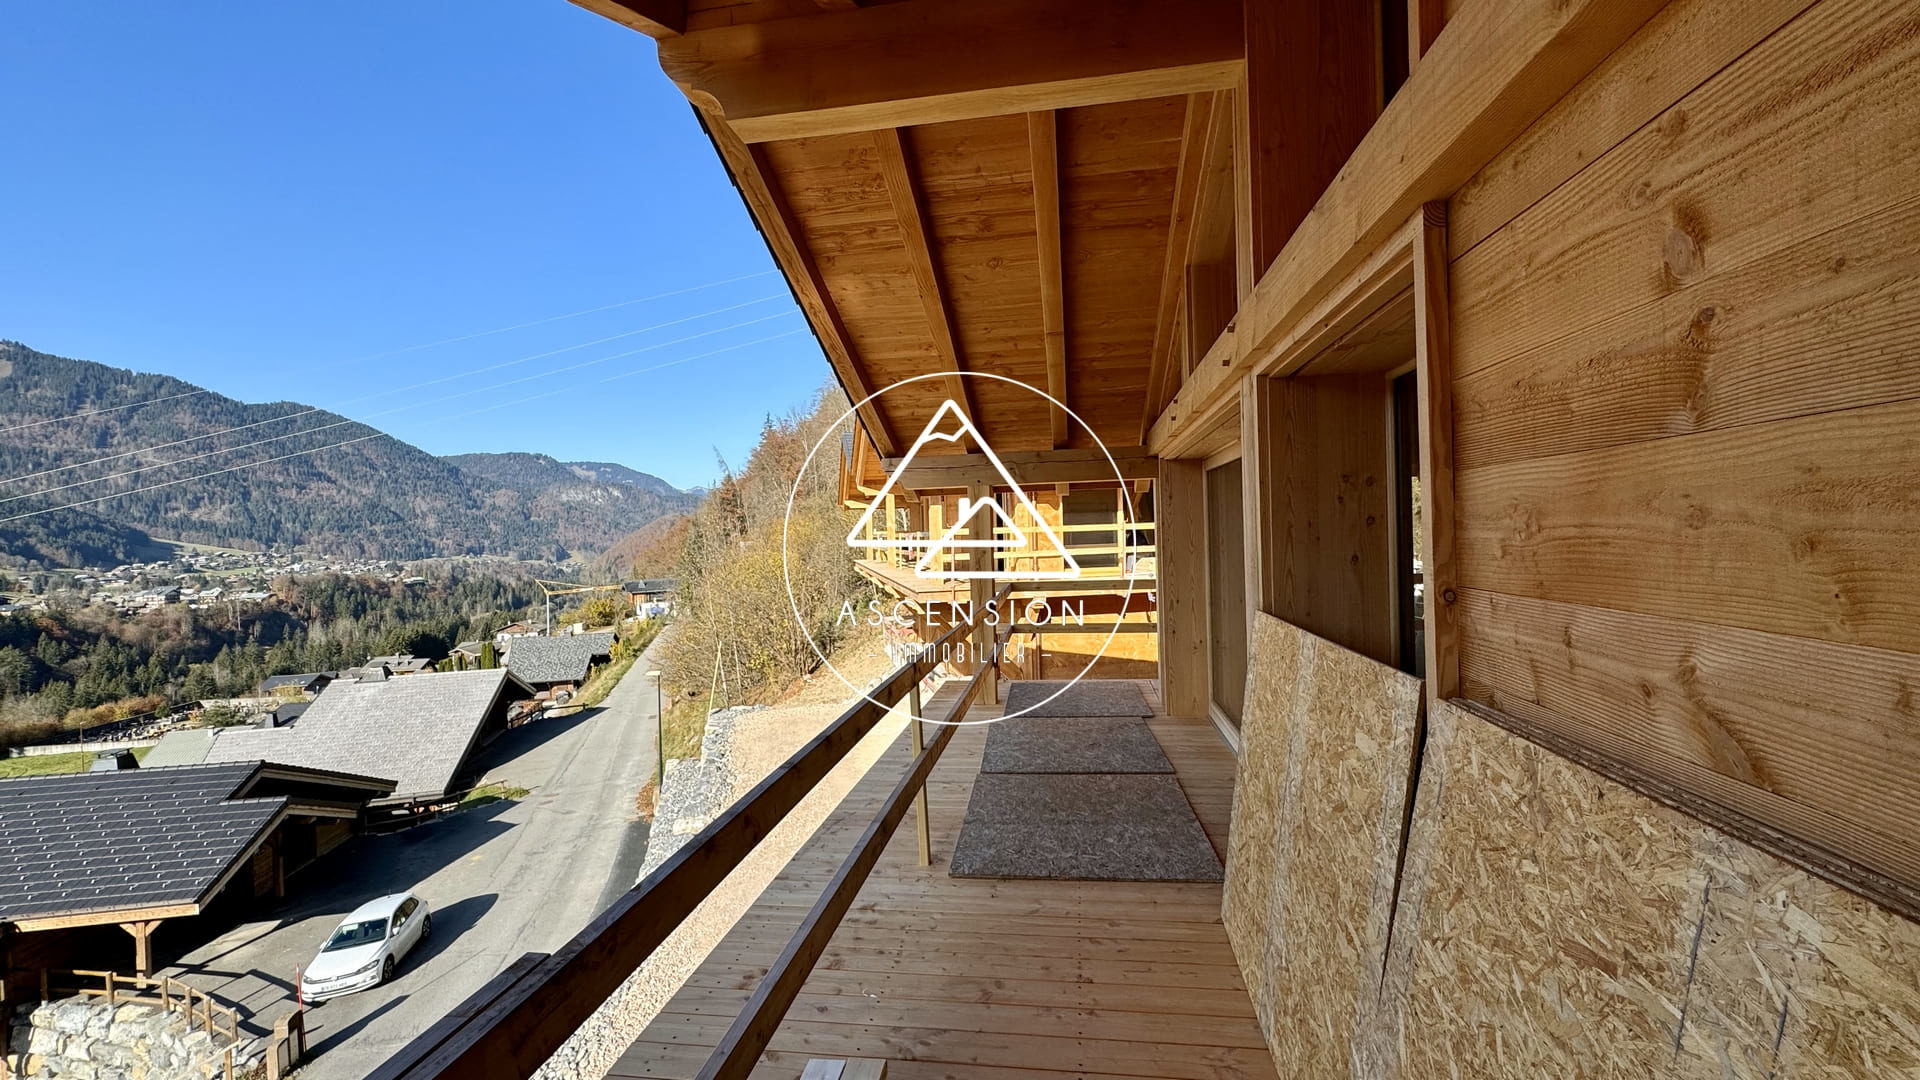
198 668 526 803
141 728 219 768
0 764 282 922
505 633 615 686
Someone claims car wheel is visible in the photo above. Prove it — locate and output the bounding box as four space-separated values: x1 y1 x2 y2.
381 956 396 984
421 913 432 940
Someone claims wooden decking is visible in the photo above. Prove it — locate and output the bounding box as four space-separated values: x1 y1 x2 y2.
610 679 1274 1080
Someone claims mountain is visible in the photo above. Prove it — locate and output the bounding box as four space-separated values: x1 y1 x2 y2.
590 512 691 580
0 341 697 567
443 452 697 558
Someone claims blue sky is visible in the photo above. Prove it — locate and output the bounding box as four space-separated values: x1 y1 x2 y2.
0 1 829 491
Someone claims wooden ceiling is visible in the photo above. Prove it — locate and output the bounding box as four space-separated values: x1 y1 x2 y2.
586 0 1245 459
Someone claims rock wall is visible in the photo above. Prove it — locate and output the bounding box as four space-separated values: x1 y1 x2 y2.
6 996 265 1080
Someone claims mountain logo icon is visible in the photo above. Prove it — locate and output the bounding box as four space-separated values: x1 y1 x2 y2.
846 399 1080 581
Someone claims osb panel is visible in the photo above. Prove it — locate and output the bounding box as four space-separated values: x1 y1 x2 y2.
1222 614 1304 1022
1221 612 1423 1073
1384 702 1920 1079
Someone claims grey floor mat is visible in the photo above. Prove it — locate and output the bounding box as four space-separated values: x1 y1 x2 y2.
1002 680 1152 718
981 716 1174 774
949 773 1224 882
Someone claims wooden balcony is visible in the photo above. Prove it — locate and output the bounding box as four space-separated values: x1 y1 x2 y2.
611 679 1270 1079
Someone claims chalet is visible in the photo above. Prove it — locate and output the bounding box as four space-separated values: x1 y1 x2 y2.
369 2 1920 1078
149 668 536 807
504 632 615 693
257 671 335 697
362 653 437 676
621 578 676 617
493 621 540 644
0 762 395 985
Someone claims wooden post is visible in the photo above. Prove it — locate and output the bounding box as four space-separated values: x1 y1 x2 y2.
966 481 997 705
1155 459 1209 717
909 680 930 868
120 920 160 977
1237 0 1379 292
105 970 116 1007
1413 202 1458 705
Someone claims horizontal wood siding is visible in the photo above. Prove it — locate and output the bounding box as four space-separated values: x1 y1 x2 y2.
1446 0 1920 889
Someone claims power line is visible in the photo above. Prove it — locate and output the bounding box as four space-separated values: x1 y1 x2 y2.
0 268 781 435
341 270 780 363
0 327 807 525
0 388 221 436
0 311 802 507
0 293 790 489
0 434 390 525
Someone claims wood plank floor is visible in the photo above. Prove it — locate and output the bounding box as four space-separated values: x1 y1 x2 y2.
609 680 1274 1080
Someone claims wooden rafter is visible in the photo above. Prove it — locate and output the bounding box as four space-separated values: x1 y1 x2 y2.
1140 91 1221 442
1027 110 1069 448
657 0 1243 143
564 0 683 38
873 127 978 428
692 109 898 457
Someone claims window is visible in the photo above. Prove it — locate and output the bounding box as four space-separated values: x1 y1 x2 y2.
1061 491 1121 570
1392 371 1424 677
1206 460 1247 728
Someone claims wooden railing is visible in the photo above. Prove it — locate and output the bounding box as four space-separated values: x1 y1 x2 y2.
368 586 1014 1080
40 969 242 1045
696 623 1010 1079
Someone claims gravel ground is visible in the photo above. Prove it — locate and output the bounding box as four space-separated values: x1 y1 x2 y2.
534 679 911 1080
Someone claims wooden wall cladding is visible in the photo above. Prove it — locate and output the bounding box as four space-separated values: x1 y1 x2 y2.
1379 701 1920 1079
1254 376 1395 665
1443 0 1920 890
1222 612 1423 1074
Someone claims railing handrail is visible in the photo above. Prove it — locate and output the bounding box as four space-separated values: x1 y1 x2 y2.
39 969 241 1043
368 585 1013 1080
694 622 1010 1079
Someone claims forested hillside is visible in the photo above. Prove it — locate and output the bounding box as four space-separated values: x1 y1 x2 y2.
0 341 693 566
0 570 543 745
659 387 867 707
445 452 696 556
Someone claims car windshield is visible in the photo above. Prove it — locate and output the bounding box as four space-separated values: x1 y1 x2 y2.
322 919 388 951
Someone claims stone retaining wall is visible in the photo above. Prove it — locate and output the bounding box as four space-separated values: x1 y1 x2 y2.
6 996 266 1080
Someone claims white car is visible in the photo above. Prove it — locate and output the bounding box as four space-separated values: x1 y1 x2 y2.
299 893 431 1001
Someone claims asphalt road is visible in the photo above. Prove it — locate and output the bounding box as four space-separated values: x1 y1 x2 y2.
165 638 665 1080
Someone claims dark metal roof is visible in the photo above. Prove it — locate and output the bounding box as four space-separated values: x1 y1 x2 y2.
505 633 616 686
0 763 283 924
0 761 398 926
621 578 677 594
259 672 334 693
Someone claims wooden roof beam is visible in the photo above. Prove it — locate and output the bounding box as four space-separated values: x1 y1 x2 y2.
883 446 1158 491
565 0 684 38
657 0 1243 144
874 127 979 431
1140 91 1223 444
1028 111 1069 448
693 109 899 457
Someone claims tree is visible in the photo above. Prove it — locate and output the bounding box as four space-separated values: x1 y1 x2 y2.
580 594 625 628
0 646 30 697
479 641 498 670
